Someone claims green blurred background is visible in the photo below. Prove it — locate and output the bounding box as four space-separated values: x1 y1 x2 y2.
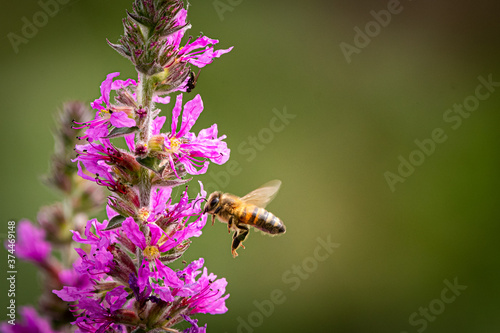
1 0 500 332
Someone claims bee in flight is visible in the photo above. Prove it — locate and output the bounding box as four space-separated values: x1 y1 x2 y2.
203 180 286 258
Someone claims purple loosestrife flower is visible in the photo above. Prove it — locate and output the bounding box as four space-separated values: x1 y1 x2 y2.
75 72 137 142
147 93 230 177
121 217 184 288
170 8 232 70
167 9 233 67
176 258 229 315
74 137 141 188
155 8 233 94
75 72 172 142
71 218 116 277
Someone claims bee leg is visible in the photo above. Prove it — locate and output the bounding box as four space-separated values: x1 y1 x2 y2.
227 216 236 233
211 214 215 226
231 225 249 258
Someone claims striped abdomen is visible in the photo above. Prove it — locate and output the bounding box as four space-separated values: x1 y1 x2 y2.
236 204 286 235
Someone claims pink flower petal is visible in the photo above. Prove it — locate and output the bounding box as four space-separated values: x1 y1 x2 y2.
152 116 166 135
124 132 135 152
122 217 146 250
178 94 203 137
171 94 183 136
100 72 120 107
110 111 136 128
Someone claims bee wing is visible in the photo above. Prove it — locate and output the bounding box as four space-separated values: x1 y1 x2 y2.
240 180 281 208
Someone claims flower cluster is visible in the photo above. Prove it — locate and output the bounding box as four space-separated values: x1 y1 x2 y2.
109 0 232 92
53 197 229 332
64 83 231 330
73 74 230 223
4 1 233 332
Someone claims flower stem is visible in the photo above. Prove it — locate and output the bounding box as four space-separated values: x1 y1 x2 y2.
137 72 155 209
138 72 154 143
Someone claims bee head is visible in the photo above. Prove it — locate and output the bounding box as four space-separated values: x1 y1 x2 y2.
203 191 222 214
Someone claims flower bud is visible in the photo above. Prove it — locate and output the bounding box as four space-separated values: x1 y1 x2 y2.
110 105 135 119
73 175 106 213
108 193 139 218
148 135 166 152
115 88 138 108
152 61 190 95
159 240 190 265
108 244 137 285
111 151 142 184
37 204 68 243
135 141 149 157
135 107 147 120
109 0 189 75
112 309 140 326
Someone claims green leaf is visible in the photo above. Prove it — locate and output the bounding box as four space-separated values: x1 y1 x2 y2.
104 126 139 139
136 156 165 174
104 215 127 231
153 177 191 188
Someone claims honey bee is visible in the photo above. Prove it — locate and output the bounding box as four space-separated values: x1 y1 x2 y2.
203 180 286 258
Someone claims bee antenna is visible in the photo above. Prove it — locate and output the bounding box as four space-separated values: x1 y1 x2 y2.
190 197 207 209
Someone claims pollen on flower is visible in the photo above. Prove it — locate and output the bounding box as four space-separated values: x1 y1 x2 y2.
138 207 150 222
167 138 181 154
143 245 160 260
99 109 111 117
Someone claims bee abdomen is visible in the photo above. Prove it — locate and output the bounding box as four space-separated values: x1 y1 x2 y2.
241 206 285 235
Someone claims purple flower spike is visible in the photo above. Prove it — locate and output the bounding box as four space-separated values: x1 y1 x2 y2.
13 1 240 332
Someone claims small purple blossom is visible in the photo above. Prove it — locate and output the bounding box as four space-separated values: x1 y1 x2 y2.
182 315 207 333
178 36 233 68
168 9 233 69
76 72 172 142
177 258 229 315
90 72 137 113
165 93 230 176
70 286 130 333
73 72 137 141
15 220 51 264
